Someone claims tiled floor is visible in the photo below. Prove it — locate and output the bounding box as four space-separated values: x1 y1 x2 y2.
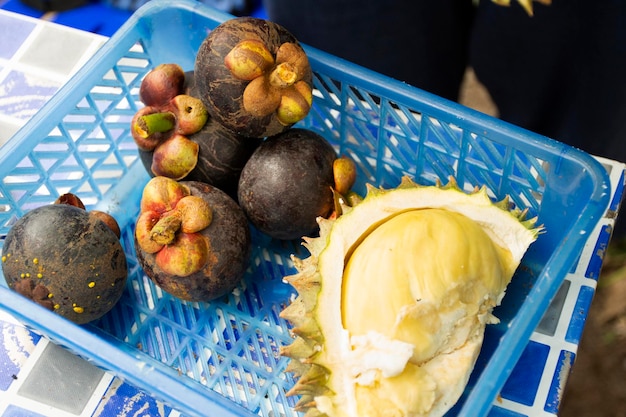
0 312 181 417
0 8 106 145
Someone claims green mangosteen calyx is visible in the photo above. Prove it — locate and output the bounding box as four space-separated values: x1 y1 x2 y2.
134 111 177 138
226 40 313 125
131 96 208 179
133 64 210 180
135 177 213 277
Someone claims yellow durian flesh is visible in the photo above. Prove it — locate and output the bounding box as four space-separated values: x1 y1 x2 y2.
280 177 541 417
342 208 515 416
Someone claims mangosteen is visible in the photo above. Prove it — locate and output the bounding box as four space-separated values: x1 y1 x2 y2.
183 70 198 97
138 116 261 199
238 128 339 240
194 16 313 138
134 177 251 302
1 196 127 324
131 93 209 180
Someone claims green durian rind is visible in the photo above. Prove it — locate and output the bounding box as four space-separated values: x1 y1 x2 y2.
279 175 542 416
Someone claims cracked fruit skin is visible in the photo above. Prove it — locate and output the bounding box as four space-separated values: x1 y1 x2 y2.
1 204 127 325
238 128 337 240
279 177 542 417
135 180 251 302
194 16 312 138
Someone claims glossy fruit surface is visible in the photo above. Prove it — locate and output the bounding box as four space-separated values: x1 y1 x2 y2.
238 128 337 240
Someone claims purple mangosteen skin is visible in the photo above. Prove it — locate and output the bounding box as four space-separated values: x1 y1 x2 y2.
237 128 337 240
2 204 127 324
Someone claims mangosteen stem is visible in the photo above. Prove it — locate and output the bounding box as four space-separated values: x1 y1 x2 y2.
269 62 298 89
54 193 86 210
135 111 177 138
150 211 182 245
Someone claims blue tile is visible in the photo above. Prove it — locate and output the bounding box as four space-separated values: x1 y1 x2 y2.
544 349 575 414
500 340 550 406
584 223 612 280
609 168 625 212
487 405 527 417
0 320 42 391
565 285 595 345
536 279 570 336
95 379 173 417
0 71 60 120
2 405 47 417
0 13 37 60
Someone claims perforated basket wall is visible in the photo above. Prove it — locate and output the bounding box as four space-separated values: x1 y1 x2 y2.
0 1 611 417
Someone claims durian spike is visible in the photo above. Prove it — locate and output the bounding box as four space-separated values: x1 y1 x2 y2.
280 298 324 342
284 267 321 290
288 286 319 314
293 395 316 411
284 357 311 377
302 223 330 256
280 335 318 360
286 365 331 398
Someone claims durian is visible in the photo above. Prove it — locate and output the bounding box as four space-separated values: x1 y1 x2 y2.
280 176 542 417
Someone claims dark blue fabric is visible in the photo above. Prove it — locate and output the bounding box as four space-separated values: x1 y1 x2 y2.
264 0 626 160
264 0 626 235
263 0 476 102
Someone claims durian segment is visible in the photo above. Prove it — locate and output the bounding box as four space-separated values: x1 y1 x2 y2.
280 177 541 417
342 209 512 362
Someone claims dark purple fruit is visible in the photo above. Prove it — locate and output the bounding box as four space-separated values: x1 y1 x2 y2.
138 117 261 199
238 128 337 240
135 178 251 302
194 17 313 138
183 119 261 199
183 70 198 97
2 203 127 324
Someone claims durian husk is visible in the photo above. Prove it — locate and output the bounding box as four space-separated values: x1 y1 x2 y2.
280 176 542 417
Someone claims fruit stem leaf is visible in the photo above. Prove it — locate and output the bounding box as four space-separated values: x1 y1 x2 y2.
150 210 183 245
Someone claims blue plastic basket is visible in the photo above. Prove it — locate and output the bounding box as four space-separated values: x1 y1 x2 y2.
0 1 611 416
